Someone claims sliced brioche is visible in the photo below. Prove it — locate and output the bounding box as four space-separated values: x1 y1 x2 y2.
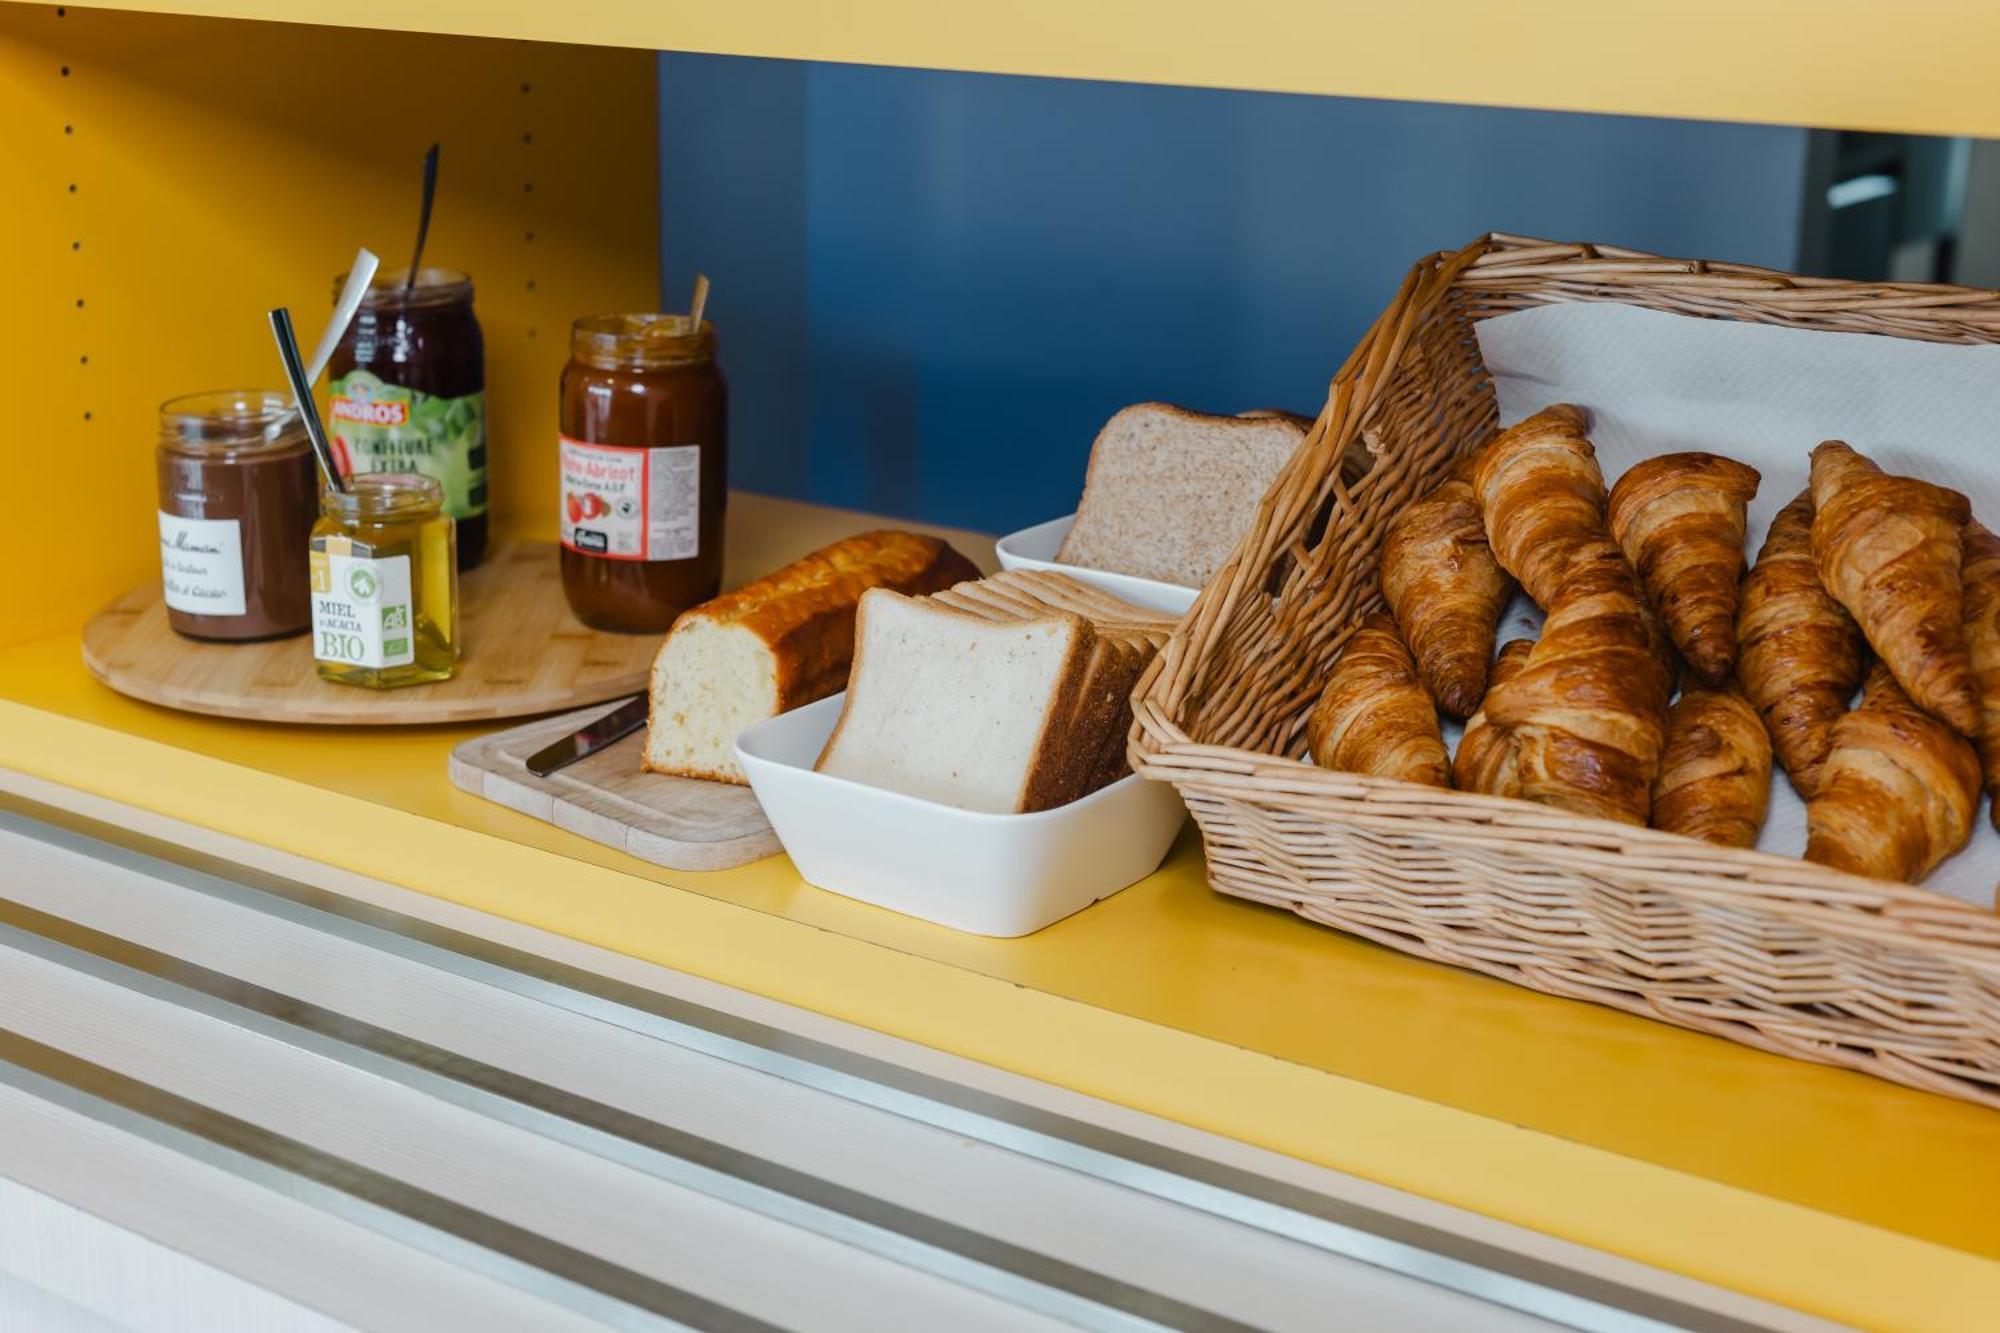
1053 403 1309 589
643 530 980 784
813 571 1173 813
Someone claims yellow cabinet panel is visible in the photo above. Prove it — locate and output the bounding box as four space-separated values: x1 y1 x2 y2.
0 5 657 646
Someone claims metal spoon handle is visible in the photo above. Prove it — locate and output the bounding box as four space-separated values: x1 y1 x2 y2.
269 307 347 494
405 143 439 291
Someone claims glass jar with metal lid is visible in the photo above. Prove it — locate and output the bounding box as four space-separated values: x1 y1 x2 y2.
155 389 319 641
558 313 727 633
309 472 459 689
326 266 488 570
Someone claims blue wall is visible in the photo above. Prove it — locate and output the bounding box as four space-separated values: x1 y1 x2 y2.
660 56 1809 534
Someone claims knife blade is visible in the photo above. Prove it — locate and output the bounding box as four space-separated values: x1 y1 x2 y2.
525 695 647 777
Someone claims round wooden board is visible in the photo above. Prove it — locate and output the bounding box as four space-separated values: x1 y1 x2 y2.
81 540 659 725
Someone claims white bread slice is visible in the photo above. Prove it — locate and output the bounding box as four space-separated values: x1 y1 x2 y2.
815 594 1097 813
643 530 979 784
813 571 1174 813
1053 403 1309 589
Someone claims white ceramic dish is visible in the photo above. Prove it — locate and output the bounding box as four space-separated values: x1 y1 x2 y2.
735 694 1187 937
993 514 1199 615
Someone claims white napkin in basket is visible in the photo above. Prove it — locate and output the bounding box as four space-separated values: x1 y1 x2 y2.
1471 300 2000 909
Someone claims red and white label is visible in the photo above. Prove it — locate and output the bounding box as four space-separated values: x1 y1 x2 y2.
558 437 700 562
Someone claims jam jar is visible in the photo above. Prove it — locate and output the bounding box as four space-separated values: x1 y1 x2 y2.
326 267 488 570
309 473 460 689
155 390 319 641
558 314 727 633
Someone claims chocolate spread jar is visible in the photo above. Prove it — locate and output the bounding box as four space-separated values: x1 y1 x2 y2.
558 314 727 633
155 390 319 641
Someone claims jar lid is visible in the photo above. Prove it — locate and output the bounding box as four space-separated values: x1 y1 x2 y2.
571 313 716 370
158 390 308 454
321 471 444 521
337 266 474 310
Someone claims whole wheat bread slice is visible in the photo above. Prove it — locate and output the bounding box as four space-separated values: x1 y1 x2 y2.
1053 403 1311 589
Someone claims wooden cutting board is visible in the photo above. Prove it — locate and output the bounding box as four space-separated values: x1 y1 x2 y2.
448 702 780 872
81 541 660 725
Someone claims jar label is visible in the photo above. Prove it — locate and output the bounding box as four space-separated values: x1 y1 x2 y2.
158 512 246 617
328 371 487 521
558 438 700 562
309 546 416 669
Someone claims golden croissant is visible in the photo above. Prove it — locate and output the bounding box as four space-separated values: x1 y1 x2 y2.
1737 490 1865 798
1471 403 1604 610
1481 543 1672 826
1378 472 1513 717
1650 686 1772 848
1810 441 1977 734
1306 613 1450 787
1804 664 1980 883
1452 639 1534 797
1962 518 2000 829
1608 452 1761 686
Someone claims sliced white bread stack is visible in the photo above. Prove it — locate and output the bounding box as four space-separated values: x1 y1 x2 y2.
813 571 1175 814
1053 404 1312 589
644 530 980 784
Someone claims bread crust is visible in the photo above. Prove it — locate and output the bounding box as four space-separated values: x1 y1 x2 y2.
642 530 980 780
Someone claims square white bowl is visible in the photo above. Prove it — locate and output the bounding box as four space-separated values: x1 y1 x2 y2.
734 694 1187 937
993 515 1199 615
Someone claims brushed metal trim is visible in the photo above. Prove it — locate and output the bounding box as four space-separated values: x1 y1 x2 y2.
0 791 1779 1332
0 897 1224 1333
0 1027 751 1333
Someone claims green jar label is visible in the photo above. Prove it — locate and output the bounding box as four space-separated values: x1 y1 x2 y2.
327 370 487 520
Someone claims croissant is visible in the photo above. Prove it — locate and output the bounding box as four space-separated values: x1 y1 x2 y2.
1810 441 1977 734
1481 544 1672 825
1651 687 1772 848
1471 403 1604 609
1737 490 1866 797
1962 519 2000 828
1804 663 1980 882
1607 453 1761 686
1378 473 1514 717
1451 638 1534 796
1306 613 1450 787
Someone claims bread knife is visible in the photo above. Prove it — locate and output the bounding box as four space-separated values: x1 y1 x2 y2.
525 695 647 777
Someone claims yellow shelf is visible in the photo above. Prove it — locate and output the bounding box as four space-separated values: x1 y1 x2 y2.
43 0 2000 138
5 492 2000 1329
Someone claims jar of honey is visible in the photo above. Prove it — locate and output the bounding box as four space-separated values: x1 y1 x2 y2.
558 314 727 633
309 473 459 688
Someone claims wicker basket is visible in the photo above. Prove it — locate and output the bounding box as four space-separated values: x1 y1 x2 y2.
1131 233 2000 1109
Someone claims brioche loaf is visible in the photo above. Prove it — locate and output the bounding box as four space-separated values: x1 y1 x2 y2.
1053 403 1310 589
643 530 979 784
814 571 1174 813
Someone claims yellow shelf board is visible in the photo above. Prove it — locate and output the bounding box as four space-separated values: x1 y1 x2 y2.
37 0 2000 138
5 491 2000 1328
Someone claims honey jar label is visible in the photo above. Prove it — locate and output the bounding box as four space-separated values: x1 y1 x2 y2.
328 371 487 521
158 512 246 618
558 437 700 562
310 548 416 669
